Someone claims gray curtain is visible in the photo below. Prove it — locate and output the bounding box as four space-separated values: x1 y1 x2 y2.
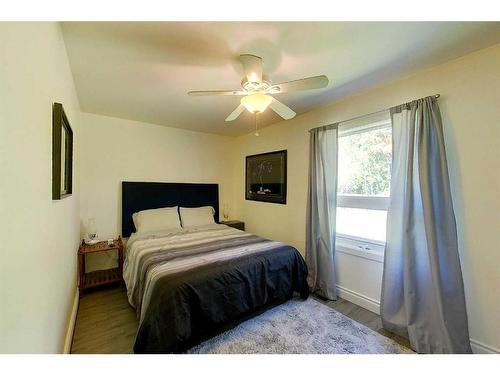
381 96 472 353
305 124 338 300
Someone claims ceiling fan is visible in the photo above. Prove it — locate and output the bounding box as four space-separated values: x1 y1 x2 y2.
188 54 329 122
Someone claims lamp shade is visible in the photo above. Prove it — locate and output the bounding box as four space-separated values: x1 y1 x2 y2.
241 94 273 114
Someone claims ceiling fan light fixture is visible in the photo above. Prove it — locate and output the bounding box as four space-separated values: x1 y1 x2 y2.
240 93 273 114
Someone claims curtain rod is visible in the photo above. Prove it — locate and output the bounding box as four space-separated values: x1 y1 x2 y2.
309 94 440 132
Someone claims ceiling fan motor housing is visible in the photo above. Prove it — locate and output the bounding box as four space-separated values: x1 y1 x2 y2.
241 77 272 93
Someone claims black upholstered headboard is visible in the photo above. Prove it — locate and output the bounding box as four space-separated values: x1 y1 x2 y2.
121 181 219 237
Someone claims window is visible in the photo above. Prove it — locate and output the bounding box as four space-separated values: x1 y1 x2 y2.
336 112 391 255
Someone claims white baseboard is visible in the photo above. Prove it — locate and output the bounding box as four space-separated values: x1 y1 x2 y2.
336 285 380 315
62 288 79 354
335 285 499 354
470 339 500 354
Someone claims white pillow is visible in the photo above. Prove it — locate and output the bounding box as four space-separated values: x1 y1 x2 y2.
133 206 181 233
179 206 215 228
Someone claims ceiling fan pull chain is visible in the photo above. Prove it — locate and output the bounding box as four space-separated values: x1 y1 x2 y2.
254 113 259 137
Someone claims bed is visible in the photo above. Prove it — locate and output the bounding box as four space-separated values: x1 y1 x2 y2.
122 182 309 353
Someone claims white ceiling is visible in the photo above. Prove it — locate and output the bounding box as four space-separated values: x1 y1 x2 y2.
61 22 500 136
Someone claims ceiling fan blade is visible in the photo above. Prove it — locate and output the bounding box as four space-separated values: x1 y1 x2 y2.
225 104 246 122
269 98 296 120
240 54 263 84
188 90 247 96
269 75 329 94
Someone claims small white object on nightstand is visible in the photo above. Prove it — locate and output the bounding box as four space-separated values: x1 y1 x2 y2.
86 217 98 244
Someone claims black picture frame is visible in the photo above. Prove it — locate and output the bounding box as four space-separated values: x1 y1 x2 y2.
245 150 287 204
52 102 73 200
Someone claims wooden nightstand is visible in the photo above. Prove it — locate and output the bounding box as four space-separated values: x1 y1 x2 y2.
221 220 245 231
78 237 123 294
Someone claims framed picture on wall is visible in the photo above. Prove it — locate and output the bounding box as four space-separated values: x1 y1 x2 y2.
52 102 73 200
245 150 287 204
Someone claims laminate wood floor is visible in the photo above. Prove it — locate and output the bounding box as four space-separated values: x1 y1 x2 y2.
71 286 411 353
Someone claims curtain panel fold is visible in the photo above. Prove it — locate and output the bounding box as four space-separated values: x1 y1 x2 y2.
381 96 472 353
305 125 338 300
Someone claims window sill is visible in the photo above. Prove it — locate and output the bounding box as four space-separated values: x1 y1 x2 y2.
336 243 384 263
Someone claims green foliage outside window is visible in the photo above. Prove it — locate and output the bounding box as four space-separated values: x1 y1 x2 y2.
338 126 392 196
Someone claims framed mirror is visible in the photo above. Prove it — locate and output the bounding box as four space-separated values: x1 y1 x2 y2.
52 102 73 200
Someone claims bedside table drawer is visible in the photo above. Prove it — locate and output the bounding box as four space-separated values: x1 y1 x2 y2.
221 221 245 231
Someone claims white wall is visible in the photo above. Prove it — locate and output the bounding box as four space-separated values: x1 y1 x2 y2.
233 44 500 353
0 23 81 353
1 23 497 354
79 113 236 269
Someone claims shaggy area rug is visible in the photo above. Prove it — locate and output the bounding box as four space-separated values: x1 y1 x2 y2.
189 297 413 354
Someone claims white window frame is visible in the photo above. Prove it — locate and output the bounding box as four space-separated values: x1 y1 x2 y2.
337 194 389 210
335 114 391 260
